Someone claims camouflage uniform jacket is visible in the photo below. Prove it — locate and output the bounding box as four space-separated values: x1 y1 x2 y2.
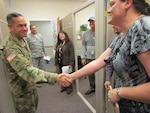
26 33 46 58
0 33 57 113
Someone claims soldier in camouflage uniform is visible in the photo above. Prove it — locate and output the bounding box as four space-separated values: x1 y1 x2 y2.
0 12 70 113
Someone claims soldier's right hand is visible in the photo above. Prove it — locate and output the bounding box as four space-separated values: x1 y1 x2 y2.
56 74 72 87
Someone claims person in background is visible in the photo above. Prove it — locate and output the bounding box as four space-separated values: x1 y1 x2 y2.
62 0 150 113
26 24 46 70
55 31 75 94
104 25 121 90
81 17 95 95
0 12 70 113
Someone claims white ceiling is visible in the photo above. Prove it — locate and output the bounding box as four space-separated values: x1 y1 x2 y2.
11 0 89 1
30 0 89 1
43 0 89 2
60 0 88 2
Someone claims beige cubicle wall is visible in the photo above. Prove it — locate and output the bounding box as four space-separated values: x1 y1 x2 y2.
61 13 74 43
0 0 16 113
0 0 10 43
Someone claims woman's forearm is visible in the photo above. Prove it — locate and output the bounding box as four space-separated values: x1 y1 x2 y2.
119 82 150 103
70 48 111 80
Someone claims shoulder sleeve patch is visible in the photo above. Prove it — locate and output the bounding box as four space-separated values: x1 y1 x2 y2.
7 53 16 62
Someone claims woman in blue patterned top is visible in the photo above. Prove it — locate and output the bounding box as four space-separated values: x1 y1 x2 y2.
63 0 150 113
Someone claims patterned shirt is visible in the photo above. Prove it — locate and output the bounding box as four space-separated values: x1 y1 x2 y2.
105 16 150 113
26 33 46 58
106 16 150 87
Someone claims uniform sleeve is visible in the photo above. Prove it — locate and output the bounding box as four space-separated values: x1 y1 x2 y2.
41 36 46 54
4 47 57 85
38 34 46 54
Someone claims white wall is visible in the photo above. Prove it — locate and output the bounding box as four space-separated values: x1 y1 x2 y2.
11 0 85 21
10 0 86 58
75 3 95 56
75 3 95 33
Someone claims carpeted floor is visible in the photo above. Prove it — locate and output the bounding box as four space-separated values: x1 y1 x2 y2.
36 59 93 113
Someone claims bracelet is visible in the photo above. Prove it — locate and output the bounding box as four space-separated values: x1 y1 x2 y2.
116 88 121 98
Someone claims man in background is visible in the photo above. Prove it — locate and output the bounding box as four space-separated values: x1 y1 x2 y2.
81 17 95 95
26 24 47 70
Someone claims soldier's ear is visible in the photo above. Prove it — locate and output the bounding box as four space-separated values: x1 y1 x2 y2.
8 24 12 30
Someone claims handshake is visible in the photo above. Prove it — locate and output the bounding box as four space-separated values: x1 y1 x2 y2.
56 73 73 87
